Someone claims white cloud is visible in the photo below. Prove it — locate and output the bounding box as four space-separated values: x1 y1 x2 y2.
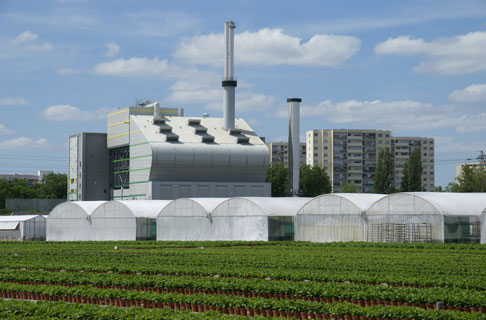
0 124 14 135
375 31 486 75
104 42 120 57
93 57 171 76
434 136 485 154
0 137 52 150
448 83 486 102
10 30 53 52
165 70 276 113
55 67 81 75
0 97 28 106
175 28 360 67
11 30 38 46
42 105 114 121
277 99 486 132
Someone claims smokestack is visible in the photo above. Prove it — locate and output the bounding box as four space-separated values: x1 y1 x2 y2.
288 98 301 197
222 21 237 130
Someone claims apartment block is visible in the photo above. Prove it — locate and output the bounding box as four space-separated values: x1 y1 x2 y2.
266 142 306 167
306 129 434 192
391 137 434 191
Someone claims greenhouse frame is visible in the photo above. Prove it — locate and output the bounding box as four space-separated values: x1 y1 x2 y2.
210 197 311 241
47 201 107 241
91 200 171 240
157 198 228 241
366 192 486 243
295 193 386 242
0 215 46 241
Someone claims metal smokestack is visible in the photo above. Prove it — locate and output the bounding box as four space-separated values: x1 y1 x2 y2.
222 21 237 130
288 98 301 197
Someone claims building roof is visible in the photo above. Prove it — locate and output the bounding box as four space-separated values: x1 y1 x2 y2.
368 192 486 216
297 193 386 215
132 115 265 145
212 197 312 217
0 215 44 222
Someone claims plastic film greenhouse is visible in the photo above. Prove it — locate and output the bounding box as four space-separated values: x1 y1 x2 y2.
157 198 228 241
91 200 171 240
295 193 385 242
0 215 46 241
210 197 311 241
47 201 107 241
366 192 486 243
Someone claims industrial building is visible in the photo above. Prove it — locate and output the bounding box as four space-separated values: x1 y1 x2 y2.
306 129 434 192
68 133 109 201
295 193 385 242
68 21 270 201
0 215 46 240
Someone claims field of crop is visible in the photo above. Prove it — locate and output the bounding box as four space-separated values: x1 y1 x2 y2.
0 241 485 319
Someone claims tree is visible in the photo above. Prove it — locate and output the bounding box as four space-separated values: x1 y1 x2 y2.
444 182 460 192
266 164 289 197
37 173 67 199
456 163 486 192
373 147 393 193
338 182 358 193
401 149 423 192
299 165 332 197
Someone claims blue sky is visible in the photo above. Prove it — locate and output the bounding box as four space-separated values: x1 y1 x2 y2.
0 0 485 187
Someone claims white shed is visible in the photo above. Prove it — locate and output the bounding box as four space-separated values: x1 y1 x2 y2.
157 198 228 241
91 200 171 240
47 201 107 241
0 215 46 240
211 197 311 241
367 192 486 243
295 193 386 243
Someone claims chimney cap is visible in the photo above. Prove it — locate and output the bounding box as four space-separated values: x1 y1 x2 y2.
287 98 302 103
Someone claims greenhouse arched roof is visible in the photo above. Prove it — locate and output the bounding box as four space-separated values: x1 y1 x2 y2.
158 198 228 217
368 192 486 216
212 197 312 217
48 201 107 218
297 193 386 215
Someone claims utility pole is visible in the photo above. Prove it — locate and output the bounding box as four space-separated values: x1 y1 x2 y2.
477 150 486 167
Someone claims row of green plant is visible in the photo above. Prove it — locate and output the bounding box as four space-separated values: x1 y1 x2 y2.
0 299 250 320
1 282 485 319
1 242 485 290
1 269 485 308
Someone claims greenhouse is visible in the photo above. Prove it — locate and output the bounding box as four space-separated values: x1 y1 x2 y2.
157 198 227 241
366 192 486 243
47 201 107 241
0 215 46 241
481 207 486 244
210 197 311 241
295 193 386 242
91 200 171 240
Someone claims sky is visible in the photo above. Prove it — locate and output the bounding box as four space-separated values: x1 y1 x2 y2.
0 0 485 187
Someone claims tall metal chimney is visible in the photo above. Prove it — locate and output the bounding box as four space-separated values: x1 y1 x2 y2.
288 98 301 197
222 21 237 130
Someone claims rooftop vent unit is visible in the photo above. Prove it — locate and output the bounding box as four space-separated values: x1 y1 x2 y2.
188 119 201 126
229 128 242 135
165 133 179 142
195 127 208 134
237 136 249 144
153 118 166 125
159 125 173 133
202 135 215 143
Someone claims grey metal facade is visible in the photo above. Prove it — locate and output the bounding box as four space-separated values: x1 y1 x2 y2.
68 133 109 201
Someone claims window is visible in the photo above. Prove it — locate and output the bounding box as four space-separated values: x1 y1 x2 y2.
324 146 328 150
323 153 328 157
314 153 318 157
314 133 318 137
378 141 382 144
314 147 318 150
